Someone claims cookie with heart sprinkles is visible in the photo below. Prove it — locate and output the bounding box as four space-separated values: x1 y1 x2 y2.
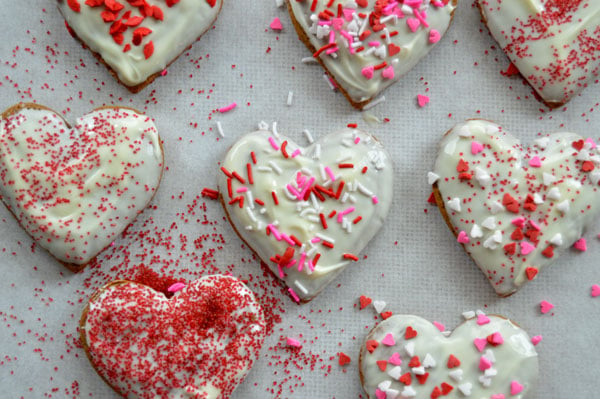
430 119 600 296
359 313 538 398
287 0 458 109
80 275 267 398
58 0 224 92
217 125 393 302
478 0 600 108
0 103 164 271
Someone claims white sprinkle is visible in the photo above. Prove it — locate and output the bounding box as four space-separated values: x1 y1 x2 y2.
272 121 280 138
259 208 267 214
216 121 225 137
378 380 392 392
422 353 436 368
357 182 373 196
287 91 294 106
269 161 282 174
294 280 308 294
314 143 322 160
299 208 317 217
245 225 253 231
258 120 269 131
315 233 335 243
245 207 257 223
373 300 386 313
591 171 600 185
475 167 491 187
361 95 386 110
457 125 472 137
484 349 496 363
490 201 505 214
400 385 416 398
323 73 336 90
568 179 582 189
307 215 320 223
245 191 255 209
427 171 440 185
387 366 402 380
458 382 472 396
412 366 425 375
449 369 464 382
550 233 563 246
547 187 561 200
475 309 486 316
257 166 273 172
543 172 557 185
481 216 496 230
306 246 318 257
336 154 352 163
576 150 590 161
479 375 492 387
301 56 318 64
557 200 570 214
470 224 483 238
484 367 498 377
404 342 415 357
303 129 314 144
275 0 284 7
310 192 321 212
447 198 461 212
535 137 549 149
533 193 544 204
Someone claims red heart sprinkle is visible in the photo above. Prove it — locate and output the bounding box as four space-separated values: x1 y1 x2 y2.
408 355 420 368
376 360 387 371
359 295 372 309
511 228 524 241
572 140 584 151
441 382 454 394
339 352 351 366
456 159 469 173
366 340 379 353
502 193 519 213
388 43 401 56
447 354 461 368
541 246 554 258
416 372 429 385
381 311 393 320
431 386 442 399
405 326 418 339
503 242 516 255
399 372 412 385
525 267 538 280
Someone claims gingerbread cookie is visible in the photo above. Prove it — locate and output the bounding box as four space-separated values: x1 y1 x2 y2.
359 313 538 399
80 275 266 398
58 0 224 92
431 119 600 296
0 103 164 271
479 0 600 108
217 126 393 302
287 0 457 109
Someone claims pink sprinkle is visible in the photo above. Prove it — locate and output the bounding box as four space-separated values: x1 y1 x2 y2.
432 0 445 6
354 137 361 144
591 284 600 297
457 230 470 244
488 332 504 345
429 28 441 43
337 206 356 222
531 335 543 345
382 333 396 346
382 65 395 79
473 338 487 352
277 264 285 278
270 17 283 30
297 253 306 272
291 149 301 157
325 166 336 181
160 69 168 76
520 241 535 255
288 288 300 303
375 389 386 399
332 18 344 31
218 102 237 113
167 282 186 293
404 0 422 6
368 41 381 47
311 237 321 243
471 140 484 155
286 184 302 200
329 30 336 44
476 313 490 325
529 156 542 168
540 300 554 314
362 66 375 79
478 356 492 371
511 217 525 228
529 220 541 231
417 94 430 107
585 137 597 149
267 224 282 241
413 9 429 28
433 321 445 332
236 187 248 193
372 195 379 204
268 136 280 150
510 381 524 395
342 8 355 21
491 395 505 399
281 233 296 246
287 337 301 347
388 352 402 366
574 237 587 251
307 260 315 272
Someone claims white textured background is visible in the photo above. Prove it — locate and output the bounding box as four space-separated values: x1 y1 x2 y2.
0 1 599 398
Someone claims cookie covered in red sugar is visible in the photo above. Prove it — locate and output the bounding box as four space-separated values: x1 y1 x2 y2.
0 103 164 271
80 275 267 398
431 119 600 296
58 0 224 92
359 313 538 398
217 124 393 302
478 0 600 108
287 0 457 109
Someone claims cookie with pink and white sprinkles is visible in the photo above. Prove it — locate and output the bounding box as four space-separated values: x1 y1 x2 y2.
431 119 600 296
218 125 393 302
287 0 457 109
80 275 266 398
359 313 538 399
0 103 164 271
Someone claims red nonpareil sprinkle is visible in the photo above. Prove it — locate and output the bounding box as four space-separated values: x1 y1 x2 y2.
343 253 358 261
338 352 351 366
319 213 328 229
246 163 253 184
271 191 279 205
143 41 154 59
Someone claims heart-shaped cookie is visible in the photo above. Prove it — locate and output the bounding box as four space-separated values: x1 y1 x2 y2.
431 119 600 296
80 275 266 398
478 0 600 108
0 103 164 271
58 0 223 92
218 126 393 302
287 0 457 109
360 313 538 399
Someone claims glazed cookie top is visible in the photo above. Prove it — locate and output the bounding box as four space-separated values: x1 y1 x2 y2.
218 126 393 302
82 275 266 398
288 0 456 104
432 119 600 296
479 0 600 106
360 313 538 399
58 0 223 86
0 106 163 265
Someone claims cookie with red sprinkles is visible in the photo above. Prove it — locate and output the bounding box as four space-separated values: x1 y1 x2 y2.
0 103 164 271
80 275 267 398
217 124 393 302
57 0 224 92
359 313 538 398
431 119 600 296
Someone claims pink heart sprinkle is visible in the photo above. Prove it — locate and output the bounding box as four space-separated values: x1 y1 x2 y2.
479 355 492 371
388 352 402 366
433 321 445 332
528 156 542 167
471 141 484 155
473 338 487 352
540 300 554 314
332 17 344 31
167 282 186 293
417 94 430 107
520 241 535 255
362 66 374 79
591 284 600 297
270 17 283 31
529 220 541 231
511 217 525 228
407 17 420 32
375 388 386 399
286 337 301 347
476 313 490 325
491 395 505 399
457 230 470 244
342 8 355 21
429 28 441 43
382 66 395 80
510 380 524 395
585 137 597 149
531 335 543 345
574 238 587 251
382 333 396 346
489 332 504 345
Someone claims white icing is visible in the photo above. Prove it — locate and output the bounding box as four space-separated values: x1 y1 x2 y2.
58 0 223 87
0 107 163 265
360 314 538 399
288 0 456 106
479 0 600 106
434 119 600 296
218 128 393 301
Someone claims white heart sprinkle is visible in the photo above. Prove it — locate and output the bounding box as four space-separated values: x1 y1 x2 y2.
550 233 563 246
422 353 436 368
458 382 472 396
490 201 505 214
543 172 557 185
470 224 483 238
481 216 496 230
387 366 402 380
428 171 440 185
447 197 461 212
373 300 387 314
449 369 464 382
557 200 570 214
547 187 561 200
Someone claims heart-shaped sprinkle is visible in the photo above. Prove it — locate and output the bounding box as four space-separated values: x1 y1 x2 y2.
367 340 380 353
360 314 538 398
270 17 283 30
218 127 393 302
432 119 600 296
511 380 524 395
373 300 387 313
360 295 373 310
476 313 490 325
389 352 402 366
80 275 266 398
382 333 396 346
287 0 457 109
405 326 418 340
592 284 600 298
417 94 430 108
540 300 554 314
531 335 543 346
0 104 163 270
59 0 223 91
339 352 352 366
473 338 487 352
457 231 470 244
